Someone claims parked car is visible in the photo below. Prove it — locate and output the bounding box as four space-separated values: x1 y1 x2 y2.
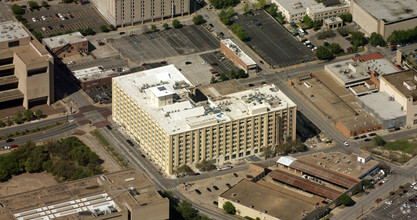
195 189 201 195
106 125 112 130
6 138 14 143
226 183 232 188
369 133 377 136
233 173 238 177
213 201 218 205
378 182 383 186
126 139 134 146
364 138 371 142
207 187 212 192
210 63 218 66
119 32 125 35
213 185 219 190
360 135 367 138
375 198 382 203
354 136 360 140
185 61 192 65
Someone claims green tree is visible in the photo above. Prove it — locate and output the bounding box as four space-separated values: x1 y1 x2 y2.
276 11 284 23
313 20 322 31
172 19 181 28
210 76 217 84
369 32 386 46
62 0 74 3
13 110 23 124
303 15 313 29
315 46 333 60
84 27 95 35
362 179 371 187
35 109 43 119
7 119 13 126
337 27 350 36
177 200 198 219
209 0 239 9
11 4 24 15
237 69 247 78
28 1 39 9
100 25 109 32
243 3 250 14
329 43 341 54
41 1 49 7
196 159 216 171
231 24 248 41
223 201 236 214
339 194 353 206
151 25 158 32
15 14 24 21
257 0 266 9
24 109 33 121
262 145 273 159
175 164 193 176
351 31 366 47
0 120 4 127
373 135 386 146
268 3 277 17
163 23 169 29
109 25 116 30
229 70 237 79
32 31 43 41
193 15 204 25
218 10 231 25
339 13 352 23
219 73 228 81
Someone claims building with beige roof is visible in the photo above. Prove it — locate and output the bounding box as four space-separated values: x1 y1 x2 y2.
42 32 88 58
379 70 417 127
0 21 54 109
0 169 169 220
112 65 297 175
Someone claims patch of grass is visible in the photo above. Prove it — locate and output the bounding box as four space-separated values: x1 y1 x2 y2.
382 139 417 155
90 129 111 146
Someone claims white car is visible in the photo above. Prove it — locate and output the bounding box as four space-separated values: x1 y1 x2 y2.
32 17 37 22
342 141 349 147
41 16 46 20
67 61 75 65
411 182 416 187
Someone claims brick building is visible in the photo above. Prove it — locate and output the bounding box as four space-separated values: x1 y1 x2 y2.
42 32 88 58
220 39 257 74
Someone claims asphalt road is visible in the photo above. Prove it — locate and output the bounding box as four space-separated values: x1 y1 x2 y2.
0 116 68 137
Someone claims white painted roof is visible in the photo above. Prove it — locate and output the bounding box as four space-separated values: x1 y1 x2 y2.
0 21 29 43
221 39 256 66
277 156 297 166
42 32 86 49
147 84 176 97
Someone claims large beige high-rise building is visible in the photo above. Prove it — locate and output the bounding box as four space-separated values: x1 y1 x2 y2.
0 21 54 109
91 0 191 27
112 65 297 175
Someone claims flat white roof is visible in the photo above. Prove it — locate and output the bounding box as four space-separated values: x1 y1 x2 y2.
326 58 398 86
42 32 86 49
221 39 256 66
358 92 406 120
113 65 296 134
0 21 29 43
354 0 417 23
274 0 317 15
277 156 297 166
148 84 176 98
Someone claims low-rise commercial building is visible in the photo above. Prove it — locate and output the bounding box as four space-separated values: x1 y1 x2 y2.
112 65 297 175
307 3 350 22
91 0 190 27
0 21 54 109
0 169 169 220
42 32 88 58
379 70 417 126
220 39 257 74
336 113 382 137
352 0 417 39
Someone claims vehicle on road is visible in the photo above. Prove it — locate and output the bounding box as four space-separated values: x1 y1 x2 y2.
194 173 200 176
185 61 192 65
342 141 349 147
119 32 125 35
11 144 19 149
106 125 112 130
375 198 382 203
233 173 238 177
217 164 232 171
6 138 14 143
226 183 232 188
126 139 134 146
259 60 264 64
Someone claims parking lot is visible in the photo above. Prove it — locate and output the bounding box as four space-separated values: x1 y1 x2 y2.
68 56 128 72
200 51 238 76
23 4 108 36
233 10 316 68
108 25 219 63
364 184 417 220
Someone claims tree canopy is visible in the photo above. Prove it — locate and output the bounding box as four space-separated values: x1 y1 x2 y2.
193 15 205 25
351 31 367 47
11 4 24 14
369 32 386 46
231 24 249 41
387 26 417 44
315 46 333 60
223 201 236 214
268 4 277 17
339 13 352 23
196 159 216 171
172 19 182 28
329 43 341 54
0 137 103 182
303 15 313 29
373 135 386 146
209 0 239 9
339 194 353 206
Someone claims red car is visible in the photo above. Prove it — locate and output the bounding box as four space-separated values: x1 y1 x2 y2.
141 63 148 66
375 198 382 203
210 63 218 66
11 144 19 148
378 182 383 186
259 60 264 64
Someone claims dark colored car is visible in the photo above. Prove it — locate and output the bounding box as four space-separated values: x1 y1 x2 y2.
195 189 201 195
369 133 377 136
226 183 232 188
106 125 112 130
360 135 367 138
126 139 134 146
194 173 200 176
213 185 219 190
248 84 255 87
209 23 214 28
394 127 401 131
160 61 167 64
213 201 218 205
364 138 371 142
259 60 264 64
185 61 192 65
207 187 212 192
141 154 146 158
141 63 148 66
6 138 14 143
233 173 238 177
210 63 218 66
98 41 105 46
354 136 360 140
119 32 125 35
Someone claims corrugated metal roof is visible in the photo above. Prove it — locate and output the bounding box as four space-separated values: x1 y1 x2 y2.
268 170 342 200
289 159 360 189
276 156 297 166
